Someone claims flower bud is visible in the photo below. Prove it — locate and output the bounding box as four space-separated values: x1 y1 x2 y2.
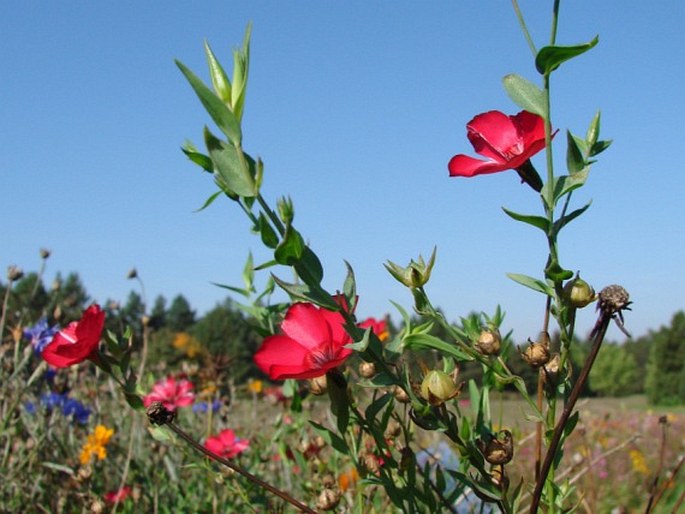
542 353 562 386
477 430 514 465
315 488 340 511
384 247 437 289
563 273 596 308
475 328 501 356
384 418 402 439
358 361 376 379
420 370 460 406
277 196 295 225
40 248 51 259
362 452 382 475
308 375 328 396
520 341 550 368
126 268 138 280
7 265 23 281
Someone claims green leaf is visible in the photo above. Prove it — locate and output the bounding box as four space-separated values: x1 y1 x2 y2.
554 200 592 232
403 333 473 361
544 169 589 208
502 74 546 117
506 273 554 296
586 111 601 148
545 260 574 282
294 247 324 287
181 147 214 173
327 372 350 435
342 260 356 306
193 191 222 212
176 59 242 145
258 213 279 249
41 462 75 475
365 392 393 421
274 225 305 265
566 130 585 174
590 139 612 157
310 421 350 455
502 207 550 232
271 275 339 310
535 36 599 75
231 23 252 122
203 40 231 103
204 128 256 197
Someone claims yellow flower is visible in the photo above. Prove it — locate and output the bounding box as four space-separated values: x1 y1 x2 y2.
247 379 263 394
629 449 648 475
338 467 360 492
172 332 202 357
80 425 114 465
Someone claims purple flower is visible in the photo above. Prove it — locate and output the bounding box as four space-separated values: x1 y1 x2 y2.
23 318 59 354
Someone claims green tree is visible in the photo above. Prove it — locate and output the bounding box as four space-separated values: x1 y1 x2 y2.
121 291 145 339
191 298 260 382
148 294 167 330
645 311 685 405
588 343 638 397
167 294 195 332
53 272 89 322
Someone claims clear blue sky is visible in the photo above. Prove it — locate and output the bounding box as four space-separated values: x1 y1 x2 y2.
2 1 683 342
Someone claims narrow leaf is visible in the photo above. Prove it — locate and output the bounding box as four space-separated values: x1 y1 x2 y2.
309 421 349 455
403 333 473 361
554 200 592 232
506 273 554 296
181 147 214 173
502 207 550 232
535 36 599 75
586 110 601 148
193 190 222 212
204 40 231 103
176 60 242 144
502 74 546 117
566 130 585 174
274 226 305 265
590 139 612 157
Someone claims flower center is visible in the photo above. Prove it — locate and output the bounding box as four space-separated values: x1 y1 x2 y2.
501 141 524 160
306 342 338 368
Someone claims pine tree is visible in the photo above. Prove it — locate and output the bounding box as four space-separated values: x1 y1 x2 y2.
645 311 685 405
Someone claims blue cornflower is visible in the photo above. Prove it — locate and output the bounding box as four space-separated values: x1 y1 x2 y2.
192 399 222 414
38 392 91 425
23 318 59 354
24 402 37 415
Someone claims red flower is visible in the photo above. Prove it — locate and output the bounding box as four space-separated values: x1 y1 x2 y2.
41 304 105 368
254 302 353 380
448 110 549 191
143 376 195 411
104 486 132 504
204 429 250 459
358 317 389 342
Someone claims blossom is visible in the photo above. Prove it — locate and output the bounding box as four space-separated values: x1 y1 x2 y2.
247 378 263 394
204 429 250 459
23 318 59 354
37 392 91 425
358 317 389 342
41 304 105 368
80 424 114 465
104 486 132 504
192 399 222 414
254 301 353 380
143 376 195 411
448 110 549 191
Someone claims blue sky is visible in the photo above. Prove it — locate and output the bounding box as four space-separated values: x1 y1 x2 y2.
2 1 683 342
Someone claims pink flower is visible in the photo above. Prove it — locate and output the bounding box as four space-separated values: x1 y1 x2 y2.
204 429 250 459
448 110 550 191
254 301 353 380
42 304 105 368
143 376 195 411
104 486 132 504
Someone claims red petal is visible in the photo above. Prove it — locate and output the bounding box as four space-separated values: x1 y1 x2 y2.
448 154 509 177
254 335 310 378
280 304 331 350
466 111 519 161
512 110 545 146
318 308 349 346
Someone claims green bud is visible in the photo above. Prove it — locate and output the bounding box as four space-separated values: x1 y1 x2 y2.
563 273 596 308
420 370 460 406
384 247 436 288
277 196 295 225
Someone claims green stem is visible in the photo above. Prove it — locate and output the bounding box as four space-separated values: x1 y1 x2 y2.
550 0 561 45
257 193 285 237
511 0 537 56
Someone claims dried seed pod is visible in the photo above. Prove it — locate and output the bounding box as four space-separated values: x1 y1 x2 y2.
475 328 502 356
520 341 550 368
477 430 514 465
308 375 328 396
358 361 376 379
393 385 410 403
315 488 341 511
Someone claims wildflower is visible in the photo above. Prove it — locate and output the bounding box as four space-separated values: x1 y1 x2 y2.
192 399 222 414
358 317 389 342
204 429 250 459
37 392 91 425
80 425 114 465
254 300 353 380
104 486 132 504
448 110 550 191
338 467 360 492
247 378 263 394
143 376 195 411
629 449 649 475
385 248 436 289
42 304 105 368
172 332 202 358
23 318 59 354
